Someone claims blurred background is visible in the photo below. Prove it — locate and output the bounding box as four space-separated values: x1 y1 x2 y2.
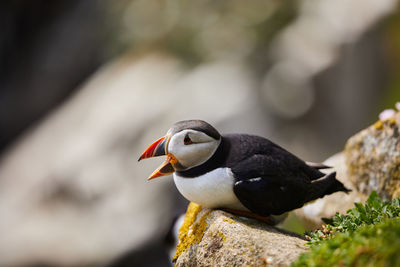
1 0 400 266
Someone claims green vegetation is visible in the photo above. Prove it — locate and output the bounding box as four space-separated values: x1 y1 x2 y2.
292 191 400 266
294 218 400 267
305 191 400 245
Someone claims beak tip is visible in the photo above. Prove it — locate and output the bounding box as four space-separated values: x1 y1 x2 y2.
138 136 168 163
147 174 158 181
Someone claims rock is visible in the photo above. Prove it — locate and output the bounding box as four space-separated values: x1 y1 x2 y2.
295 152 367 230
174 203 308 267
296 112 400 229
345 112 400 201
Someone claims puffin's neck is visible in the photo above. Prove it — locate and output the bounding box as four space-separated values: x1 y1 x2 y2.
175 136 229 178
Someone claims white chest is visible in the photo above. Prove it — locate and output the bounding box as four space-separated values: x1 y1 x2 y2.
173 168 247 210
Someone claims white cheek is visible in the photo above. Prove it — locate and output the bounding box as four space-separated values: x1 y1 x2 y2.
169 142 213 168
181 144 213 166
168 133 220 169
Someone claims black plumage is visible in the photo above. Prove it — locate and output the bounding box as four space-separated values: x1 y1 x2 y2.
177 133 350 216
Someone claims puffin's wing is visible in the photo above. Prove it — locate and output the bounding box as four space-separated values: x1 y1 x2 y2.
231 154 311 216
231 154 350 216
233 176 310 216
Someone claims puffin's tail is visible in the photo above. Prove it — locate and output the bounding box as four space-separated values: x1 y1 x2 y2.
305 171 351 203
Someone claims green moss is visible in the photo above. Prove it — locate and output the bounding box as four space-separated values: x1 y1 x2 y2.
305 191 400 245
292 192 400 267
293 218 400 267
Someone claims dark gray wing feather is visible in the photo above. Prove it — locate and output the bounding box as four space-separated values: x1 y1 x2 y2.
231 154 349 216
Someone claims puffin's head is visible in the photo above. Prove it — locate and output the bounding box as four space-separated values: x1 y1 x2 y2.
138 120 221 180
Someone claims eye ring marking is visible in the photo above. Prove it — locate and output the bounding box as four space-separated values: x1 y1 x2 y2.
184 134 193 145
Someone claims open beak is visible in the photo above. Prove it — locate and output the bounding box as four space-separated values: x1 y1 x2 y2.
138 135 177 180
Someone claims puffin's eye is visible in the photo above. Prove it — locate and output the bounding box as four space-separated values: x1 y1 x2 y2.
184 134 193 145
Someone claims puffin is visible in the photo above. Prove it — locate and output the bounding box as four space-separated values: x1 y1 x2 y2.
139 120 350 224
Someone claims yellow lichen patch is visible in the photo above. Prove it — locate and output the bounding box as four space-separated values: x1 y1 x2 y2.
222 217 236 224
217 231 226 242
388 118 397 126
373 120 383 130
173 202 211 262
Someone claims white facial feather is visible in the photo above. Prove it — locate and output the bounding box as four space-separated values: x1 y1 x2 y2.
168 129 220 170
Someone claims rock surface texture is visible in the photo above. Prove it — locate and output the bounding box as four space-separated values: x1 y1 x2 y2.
174 203 307 267
345 112 400 201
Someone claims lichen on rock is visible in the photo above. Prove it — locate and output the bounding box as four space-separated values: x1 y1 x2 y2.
173 202 211 262
174 203 308 266
345 111 400 200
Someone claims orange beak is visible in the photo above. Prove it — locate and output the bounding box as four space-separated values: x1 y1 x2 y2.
138 135 177 180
